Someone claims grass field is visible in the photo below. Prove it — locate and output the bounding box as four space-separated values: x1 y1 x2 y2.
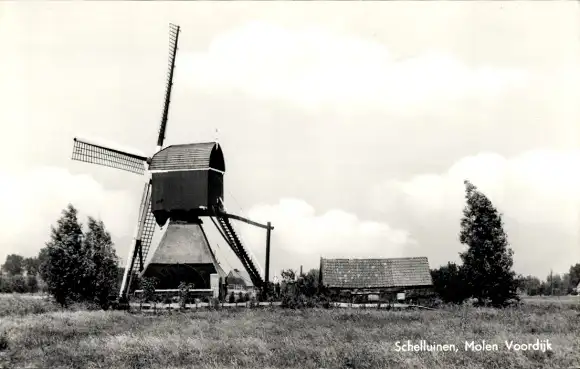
0 294 579 369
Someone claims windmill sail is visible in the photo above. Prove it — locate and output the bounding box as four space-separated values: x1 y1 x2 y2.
120 181 156 297
71 23 188 301
137 207 157 272
72 137 148 175
156 23 180 150
133 181 157 273
120 23 181 299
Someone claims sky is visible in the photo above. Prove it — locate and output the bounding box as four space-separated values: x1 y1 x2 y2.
1 1 579 280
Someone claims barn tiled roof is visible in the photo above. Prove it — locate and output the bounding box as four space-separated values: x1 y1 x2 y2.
149 142 223 171
320 257 433 289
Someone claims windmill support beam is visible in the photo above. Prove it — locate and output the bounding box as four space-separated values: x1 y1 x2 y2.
219 212 274 231
265 222 271 284
209 216 240 256
138 240 144 272
126 242 141 289
119 226 141 299
264 221 272 297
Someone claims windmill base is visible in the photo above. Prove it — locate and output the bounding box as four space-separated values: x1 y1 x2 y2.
142 263 220 290
139 218 226 296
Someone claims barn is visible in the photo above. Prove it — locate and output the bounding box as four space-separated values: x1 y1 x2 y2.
319 257 434 303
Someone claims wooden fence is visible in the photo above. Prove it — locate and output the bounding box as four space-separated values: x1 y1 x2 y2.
128 301 434 311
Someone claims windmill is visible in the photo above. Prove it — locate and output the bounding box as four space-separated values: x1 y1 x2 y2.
71 24 274 301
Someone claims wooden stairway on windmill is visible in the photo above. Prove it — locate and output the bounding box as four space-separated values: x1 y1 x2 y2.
141 142 264 294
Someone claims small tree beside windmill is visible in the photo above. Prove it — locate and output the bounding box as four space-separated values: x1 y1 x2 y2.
70 23 274 305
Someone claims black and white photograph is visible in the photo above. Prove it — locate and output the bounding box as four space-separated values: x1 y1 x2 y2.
1 1 579 368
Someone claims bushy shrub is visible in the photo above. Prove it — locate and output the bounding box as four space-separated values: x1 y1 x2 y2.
281 292 331 309
0 275 43 294
207 297 220 310
431 262 470 304
10 275 27 293
140 277 158 303
26 275 39 293
249 295 257 308
279 268 331 309
228 291 235 303
178 282 194 309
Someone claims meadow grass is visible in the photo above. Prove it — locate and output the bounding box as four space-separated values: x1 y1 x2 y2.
0 295 578 369
0 293 61 317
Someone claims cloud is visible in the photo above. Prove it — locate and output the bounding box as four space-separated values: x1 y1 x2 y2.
234 198 416 273
178 21 527 113
3 156 577 280
371 149 580 277
0 166 138 263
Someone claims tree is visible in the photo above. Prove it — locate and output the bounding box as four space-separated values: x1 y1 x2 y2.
542 272 568 296
38 247 50 282
2 254 24 276
26 275 39 293
459 180 518 307
280 269 296 282
10 275 27 293
561 273 571 295
431 262 470 304
295 269 320 297
539 280 550 296
568 263 580 294
518 275 542 296
43 204 85 306
23 257 41 276
81 217 119 309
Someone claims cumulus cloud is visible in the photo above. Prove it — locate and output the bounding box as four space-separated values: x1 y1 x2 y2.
0 165 417 276
229 198 416 272
0 166 139 263
178 21 527 113
371 149 580 277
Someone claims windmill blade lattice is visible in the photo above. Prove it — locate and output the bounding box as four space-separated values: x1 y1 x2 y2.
156 23 180 148
136 207 157 272
132 182 157 272
72 138 147 175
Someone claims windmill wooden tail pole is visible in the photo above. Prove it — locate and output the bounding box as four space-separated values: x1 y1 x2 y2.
70 23 274 303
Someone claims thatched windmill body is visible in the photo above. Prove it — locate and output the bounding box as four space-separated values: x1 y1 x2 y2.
71 24 273 300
